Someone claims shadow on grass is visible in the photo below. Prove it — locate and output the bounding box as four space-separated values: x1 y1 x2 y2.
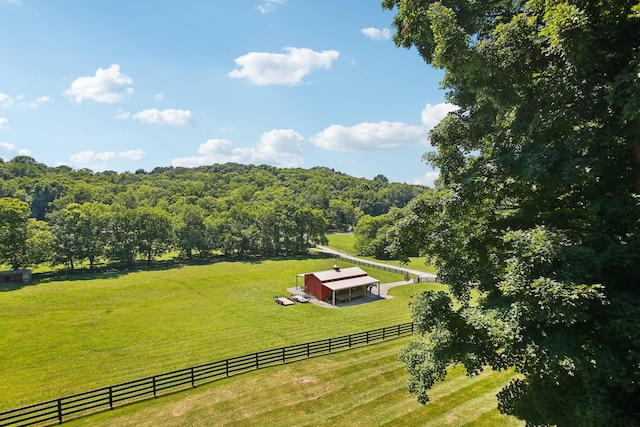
0 252 336 292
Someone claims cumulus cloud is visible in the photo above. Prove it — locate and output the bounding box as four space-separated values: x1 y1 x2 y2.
0 141 31 156
421 102 458 128
153 91 165 101
252 129 303 165
310 121 426 152
0 93 13 108
70 149 144 164
132 109 194 126
115 109 130 120
361 27 391 41
413 171 440 188
25 95 52 108
229 47 340 86
259 0 285 13
64 64 134 104
172 129 303 168
0 117 7 129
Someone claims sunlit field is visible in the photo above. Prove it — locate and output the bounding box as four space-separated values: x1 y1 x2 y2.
1 254 441 410
64 338 522 427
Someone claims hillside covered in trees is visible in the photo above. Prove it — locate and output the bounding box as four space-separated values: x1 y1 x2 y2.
0 155 426 271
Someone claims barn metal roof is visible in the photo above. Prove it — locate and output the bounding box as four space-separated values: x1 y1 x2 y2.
310 266 368 282
321 275 380 291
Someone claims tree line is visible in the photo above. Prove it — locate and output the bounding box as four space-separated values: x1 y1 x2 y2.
0 156 426 270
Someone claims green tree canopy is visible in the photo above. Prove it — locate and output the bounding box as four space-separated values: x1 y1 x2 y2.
0 198 30 269
384 0 640 425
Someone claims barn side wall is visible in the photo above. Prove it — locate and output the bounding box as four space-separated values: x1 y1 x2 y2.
304 274 332 301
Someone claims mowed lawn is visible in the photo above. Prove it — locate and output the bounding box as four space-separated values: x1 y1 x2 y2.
65 339 523 427
1 254 444 410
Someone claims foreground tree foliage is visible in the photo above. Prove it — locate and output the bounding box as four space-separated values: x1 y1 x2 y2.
384 0 640 425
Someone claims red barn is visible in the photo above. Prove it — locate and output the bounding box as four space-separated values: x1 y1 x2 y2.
296 265 380 306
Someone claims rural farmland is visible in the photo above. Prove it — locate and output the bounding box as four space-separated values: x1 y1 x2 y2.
0 252 522 425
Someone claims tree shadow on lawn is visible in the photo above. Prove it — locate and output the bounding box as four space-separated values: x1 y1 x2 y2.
0 252 337 292
0 261 181 292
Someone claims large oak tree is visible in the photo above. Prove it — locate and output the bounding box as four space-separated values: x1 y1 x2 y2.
384 0 640 425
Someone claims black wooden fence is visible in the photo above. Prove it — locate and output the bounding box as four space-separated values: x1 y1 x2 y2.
0 322 414 427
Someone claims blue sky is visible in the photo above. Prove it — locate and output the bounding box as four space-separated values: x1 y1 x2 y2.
0 0 453 185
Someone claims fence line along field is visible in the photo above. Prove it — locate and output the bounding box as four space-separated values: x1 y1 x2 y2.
0 324 416 426
62 338 522 427
0 254 442 411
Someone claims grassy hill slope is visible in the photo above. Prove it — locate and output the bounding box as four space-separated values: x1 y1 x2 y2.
65 339 522 427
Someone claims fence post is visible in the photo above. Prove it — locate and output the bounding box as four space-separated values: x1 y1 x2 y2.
1 323 422 426
57 399 63 423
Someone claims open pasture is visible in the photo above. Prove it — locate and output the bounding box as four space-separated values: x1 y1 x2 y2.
0 255 445 410
63 338 522 427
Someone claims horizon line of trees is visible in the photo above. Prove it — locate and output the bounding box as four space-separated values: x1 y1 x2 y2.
0 195 328 271
0 156 427 271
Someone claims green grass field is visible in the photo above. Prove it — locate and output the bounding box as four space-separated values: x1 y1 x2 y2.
64 338 522 427
0 253 523 426
326 232 437 274
0 254 440 410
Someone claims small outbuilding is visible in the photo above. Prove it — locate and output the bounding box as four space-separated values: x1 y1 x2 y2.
296 265 380 306
0 270 32 284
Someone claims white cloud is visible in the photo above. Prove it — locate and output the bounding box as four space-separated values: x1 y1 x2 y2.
115 109 130 120
0 141 31 156
309 102 457 152
310 121 426 152
253 129 303 165
361 27 391 41
413 171 440 188
0 93 13 108
421 102 458 128
64 64 134 104
259 0 285 13
153 91 165 101
25 95 52 108
229 47 340 86
0 117 8 129
172 129 303 168
70 149 144 164
132 108 194 126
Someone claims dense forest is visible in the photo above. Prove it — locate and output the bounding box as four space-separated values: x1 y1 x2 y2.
0 155 426 271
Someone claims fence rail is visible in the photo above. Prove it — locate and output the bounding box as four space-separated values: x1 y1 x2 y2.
331 255 408 276
0 322 414 427
413 275 438 283
329 254 438 282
